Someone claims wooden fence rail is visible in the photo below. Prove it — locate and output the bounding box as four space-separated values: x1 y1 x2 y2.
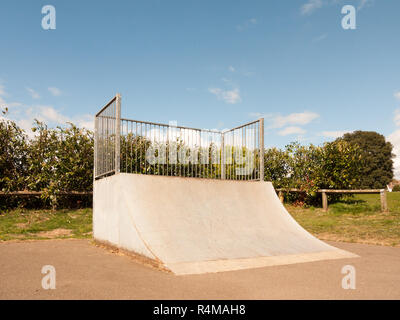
0 191 92 196
276 188 388 213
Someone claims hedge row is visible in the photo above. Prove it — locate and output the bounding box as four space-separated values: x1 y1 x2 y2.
1 116 363 208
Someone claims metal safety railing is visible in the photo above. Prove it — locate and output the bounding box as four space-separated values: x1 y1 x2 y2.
94 94 121 179
119 119 223 179
223 119 264 181
94 94 264 181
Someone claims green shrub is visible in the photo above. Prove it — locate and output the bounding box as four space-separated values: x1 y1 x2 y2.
265 140 363 205
392 185 400 192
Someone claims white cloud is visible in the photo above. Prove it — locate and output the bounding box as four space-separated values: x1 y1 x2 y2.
300 0 323 15
39 106 69 123
278 126 306 136
322 130 351 138
389 108 400 179
394 90 400 101
388 130 400 179
26 87 40 99
312 33 328 42
1 84 93 136
236 18 258 31
268 111 320 129
249 112 264 118
358 0 373 10
228 66 235 72
48 87 62 96
209 87 241 104
394 109 400 126
37 106 94 130
0 84 22 108
2 104 94 138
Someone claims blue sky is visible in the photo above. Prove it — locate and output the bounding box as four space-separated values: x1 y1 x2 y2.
1 0 400 176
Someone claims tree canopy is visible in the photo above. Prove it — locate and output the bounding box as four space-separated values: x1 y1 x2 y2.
341 131 394 189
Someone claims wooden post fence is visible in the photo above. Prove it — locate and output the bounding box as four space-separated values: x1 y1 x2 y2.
276 188 389 213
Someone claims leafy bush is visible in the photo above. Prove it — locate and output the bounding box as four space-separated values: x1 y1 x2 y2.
264 140 363 205
0 113 93 209
393 185 400 192
26 120 93 207
0 110 28 193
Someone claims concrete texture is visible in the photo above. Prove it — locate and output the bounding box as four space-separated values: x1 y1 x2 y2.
93 174 357 274
0 239 399 299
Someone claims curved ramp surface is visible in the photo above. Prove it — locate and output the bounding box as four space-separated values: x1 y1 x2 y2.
93 174 357 275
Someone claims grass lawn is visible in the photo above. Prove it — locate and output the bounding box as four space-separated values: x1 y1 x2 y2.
287 192 400 247
0 192 399 246
0 208 92 241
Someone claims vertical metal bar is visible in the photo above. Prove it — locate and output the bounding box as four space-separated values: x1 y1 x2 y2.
106 113 108 172
259 118 264 181
254 123 256 181
115 94 121 174
245 126 247 181
208 131 211 179
236 130 238 181
101 116 104 175
158 124 160 175
141 121 143 174
130 121 133 174
94 116 98 177
241 127 244 181
231 131 233 180
184 129 186 177
136 121 138 173
221 132 225 180
124 120 127 173
145 124 148 174
153 124 156 175
166 125 169 176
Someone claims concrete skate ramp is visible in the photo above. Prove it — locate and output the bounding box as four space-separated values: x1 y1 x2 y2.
93 174 357 275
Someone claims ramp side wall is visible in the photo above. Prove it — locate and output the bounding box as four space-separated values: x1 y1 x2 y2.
93 175 156 259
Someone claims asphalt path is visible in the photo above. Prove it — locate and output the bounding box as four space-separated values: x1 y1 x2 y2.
0 239 399 299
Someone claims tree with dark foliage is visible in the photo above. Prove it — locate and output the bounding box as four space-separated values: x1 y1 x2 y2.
341 131 394 189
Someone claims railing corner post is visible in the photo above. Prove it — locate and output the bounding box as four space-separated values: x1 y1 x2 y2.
115 93 121 174
259 118 264 182
94 114 98 180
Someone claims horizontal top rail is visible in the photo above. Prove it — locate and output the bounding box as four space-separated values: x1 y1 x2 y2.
276 188 385 193
120 117 222 133
223 119 261 133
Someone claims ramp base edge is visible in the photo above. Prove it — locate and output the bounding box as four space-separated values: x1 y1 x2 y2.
93 239 172 273
166 249 359 275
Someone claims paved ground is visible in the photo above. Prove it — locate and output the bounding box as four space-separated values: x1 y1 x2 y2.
0 239 399 299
